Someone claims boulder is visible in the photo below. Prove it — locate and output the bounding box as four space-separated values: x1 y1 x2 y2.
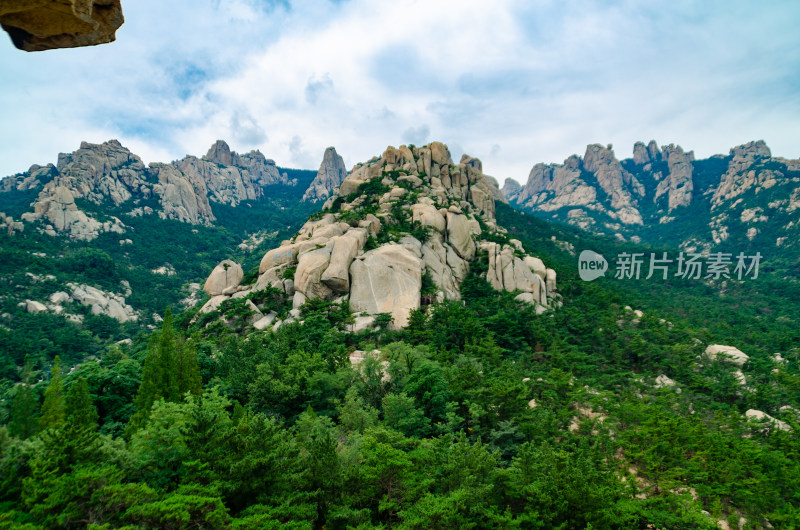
745 409 790 432
1 0 125 52
321 230 365 292
349 244 422 328
349 315 376 333
545 269 557 293
524 256 547 278
253 311 278 330
705 344 749 367
25 300 47 313
412 202 446 233
68 282 137 322
199 295 229 314
49 291 70 304
204 260 244 296
295 245 334 299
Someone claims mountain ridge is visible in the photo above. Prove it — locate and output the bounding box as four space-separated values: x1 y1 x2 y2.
504 139 800 269
0 139 330 240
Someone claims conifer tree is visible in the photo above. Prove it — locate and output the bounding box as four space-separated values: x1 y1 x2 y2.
8 357 38 439
39 356 65 431
176 335 202 398
65 377 98 430
129 308 202 432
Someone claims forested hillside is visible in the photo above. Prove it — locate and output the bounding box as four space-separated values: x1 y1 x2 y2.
1 200 798 529
0 171 318 381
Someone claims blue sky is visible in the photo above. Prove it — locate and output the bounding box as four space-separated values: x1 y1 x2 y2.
1 0 798 183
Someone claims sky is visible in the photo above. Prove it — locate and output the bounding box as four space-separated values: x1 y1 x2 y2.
1 0 798 184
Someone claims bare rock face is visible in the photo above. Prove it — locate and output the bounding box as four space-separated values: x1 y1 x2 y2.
349 244 422 328
515 155 598 214
654 144 694 211
32 184 125 239
209 141 559 330
150 163 214 225
501 178 522 202
205 140 233 167
712 140 776 207
303 147 347 202
194 140 288 205
632 141 651 165
583 144 644 223
1 0 124 52
512 143 647 228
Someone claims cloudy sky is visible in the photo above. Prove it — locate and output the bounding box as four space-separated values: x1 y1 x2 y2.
1 0 798 183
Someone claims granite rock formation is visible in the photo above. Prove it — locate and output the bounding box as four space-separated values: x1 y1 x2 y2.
202 141 559 330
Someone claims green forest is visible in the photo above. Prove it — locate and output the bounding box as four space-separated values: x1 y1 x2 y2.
1 203 798 529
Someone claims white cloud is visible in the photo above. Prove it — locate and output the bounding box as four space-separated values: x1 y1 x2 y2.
0 0 798 184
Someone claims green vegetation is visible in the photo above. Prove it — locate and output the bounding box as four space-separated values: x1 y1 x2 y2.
1 198 799 527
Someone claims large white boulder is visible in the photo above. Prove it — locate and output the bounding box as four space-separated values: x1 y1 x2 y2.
705 344 749 367
25 300 47 313
204 260 244 296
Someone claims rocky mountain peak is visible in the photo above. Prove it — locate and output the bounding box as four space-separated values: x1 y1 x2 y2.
204 140 234 166
302 146 347 202
731 140 771 160
505 138 800 255
633 140 663 165
654 144 694 211
502 178 522 202
202 141 559 330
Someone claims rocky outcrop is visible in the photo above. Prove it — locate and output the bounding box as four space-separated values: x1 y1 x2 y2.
1 0 124 52
654 144 694 211
205 141 559 330
505 139 800 258
514 155 598 214
69 282 137 322
483 175 507 204
583 144 644 224
501 178 521 202
2 139 298 240
23 282 138 322
32 184 125 239
711 140 777 208
510 142 650 227
303 147 347 202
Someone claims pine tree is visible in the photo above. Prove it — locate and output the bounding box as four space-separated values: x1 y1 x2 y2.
175 336 202 398
65 377 98 429
129 308 202 432
39 356 65 431
8 357 38 439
